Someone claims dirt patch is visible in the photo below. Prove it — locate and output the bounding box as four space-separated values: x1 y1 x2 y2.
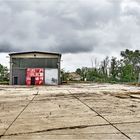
102 90 140 99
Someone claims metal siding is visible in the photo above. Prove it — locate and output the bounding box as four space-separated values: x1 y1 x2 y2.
12 69 26 85
12 58 58 68
45 69 58 85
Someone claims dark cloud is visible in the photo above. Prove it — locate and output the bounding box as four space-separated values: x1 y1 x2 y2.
0 41 20 52
0 0 139 54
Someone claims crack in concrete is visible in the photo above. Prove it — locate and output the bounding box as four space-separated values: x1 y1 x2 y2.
67 90 132 140
0 91 39 139
1 121 140 138
0 123 112 137
113 121 140 125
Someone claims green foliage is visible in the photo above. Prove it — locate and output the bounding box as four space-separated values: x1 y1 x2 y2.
61 69 69 82
76 67 88 81
121 49 140 65
86 69 97 81
120 49 140 82
120 64 135 82
74 49 140 83
110 57 120 81
0 64 9 82
76 68 82 75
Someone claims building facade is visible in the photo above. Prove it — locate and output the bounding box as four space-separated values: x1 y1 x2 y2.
9 51 61 85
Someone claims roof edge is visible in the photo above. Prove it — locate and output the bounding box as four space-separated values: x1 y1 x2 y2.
9 51 61 57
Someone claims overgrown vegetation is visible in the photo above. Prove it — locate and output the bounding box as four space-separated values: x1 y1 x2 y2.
62 49 140 83
0 64 9 84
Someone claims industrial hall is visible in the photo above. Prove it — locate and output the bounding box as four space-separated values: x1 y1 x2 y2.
9 51 61 85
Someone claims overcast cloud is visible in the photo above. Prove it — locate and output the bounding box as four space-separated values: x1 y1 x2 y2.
0 0 140 53
0 0 140 70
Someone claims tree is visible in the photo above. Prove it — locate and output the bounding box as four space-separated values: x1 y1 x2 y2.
100 56 109 81
73 49 139 83
120 64 134 82
86 68 101 81
120 49 140 82
76 68 82 75
110 57 119 81
0 64 9 82
61 69 69 82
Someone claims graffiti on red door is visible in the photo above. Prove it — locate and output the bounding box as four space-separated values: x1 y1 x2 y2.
26 68 44 85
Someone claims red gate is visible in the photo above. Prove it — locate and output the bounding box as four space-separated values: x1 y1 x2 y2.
26 68 44 85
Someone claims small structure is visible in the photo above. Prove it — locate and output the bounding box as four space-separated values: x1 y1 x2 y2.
68 72 81 81
9 51 61 85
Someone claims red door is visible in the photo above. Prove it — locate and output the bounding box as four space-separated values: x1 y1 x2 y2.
26 68 44 85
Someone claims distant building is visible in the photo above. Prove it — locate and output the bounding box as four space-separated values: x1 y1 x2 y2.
68 72 81 81
9 51 61 85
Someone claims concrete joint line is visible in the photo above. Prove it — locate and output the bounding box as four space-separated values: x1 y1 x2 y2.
67 90 131 140
0 91 39 139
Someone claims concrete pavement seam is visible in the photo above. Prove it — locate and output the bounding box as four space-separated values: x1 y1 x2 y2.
67 90 131 140
0 91 39 139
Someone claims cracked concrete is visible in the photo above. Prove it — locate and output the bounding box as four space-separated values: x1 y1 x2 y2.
0 83 140 140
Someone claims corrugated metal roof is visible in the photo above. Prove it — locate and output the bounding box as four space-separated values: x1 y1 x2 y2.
9 51 61 56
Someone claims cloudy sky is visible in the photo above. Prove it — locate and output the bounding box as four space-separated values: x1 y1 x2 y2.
0 0 140 71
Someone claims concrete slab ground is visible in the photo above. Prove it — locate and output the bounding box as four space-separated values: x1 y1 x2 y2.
0 83 139 140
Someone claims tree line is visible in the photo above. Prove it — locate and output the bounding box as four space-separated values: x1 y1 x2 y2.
74 49 140 83
0 49 139 84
